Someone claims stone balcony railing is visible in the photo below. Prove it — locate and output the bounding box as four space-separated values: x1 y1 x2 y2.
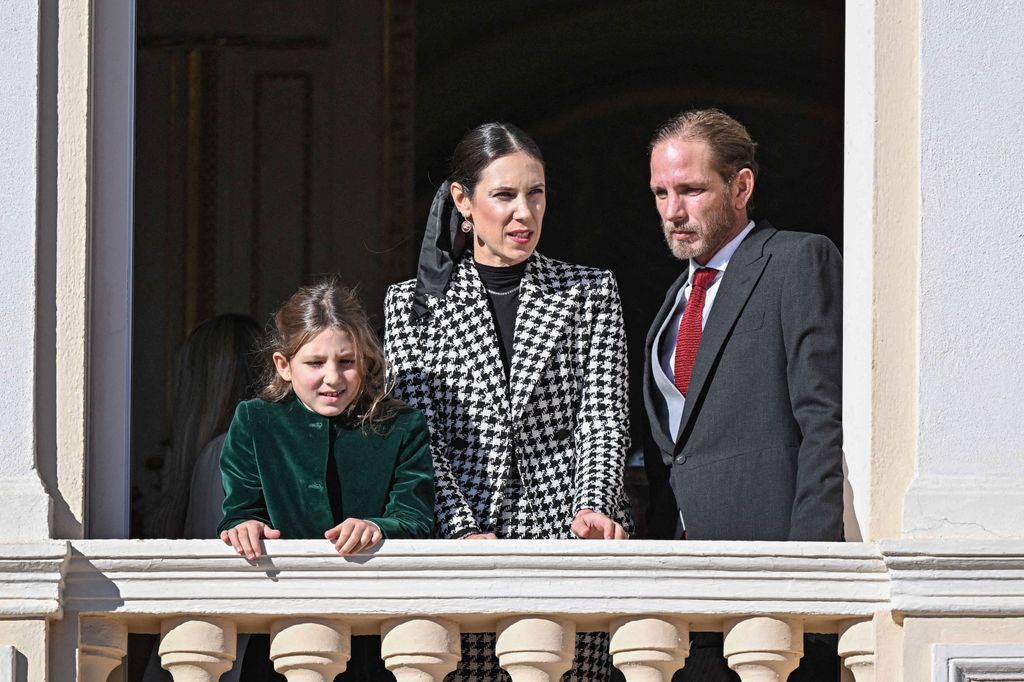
6 539 1024 681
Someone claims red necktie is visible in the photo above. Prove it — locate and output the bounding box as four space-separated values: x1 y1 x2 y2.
674 268 719 396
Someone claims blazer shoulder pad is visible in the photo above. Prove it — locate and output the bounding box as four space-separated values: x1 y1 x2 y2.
386 278 417 300
765 228 837 250
536 254 614 288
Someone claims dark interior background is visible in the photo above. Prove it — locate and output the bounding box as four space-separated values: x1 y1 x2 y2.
130 0 843 539
415 0 844 518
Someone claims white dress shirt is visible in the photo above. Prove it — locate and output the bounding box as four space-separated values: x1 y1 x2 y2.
652 220 755 442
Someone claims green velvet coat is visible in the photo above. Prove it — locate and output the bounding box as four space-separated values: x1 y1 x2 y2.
217 396 434 540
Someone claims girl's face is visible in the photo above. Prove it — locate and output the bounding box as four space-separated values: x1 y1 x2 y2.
273 327 362 417
452 150 546 267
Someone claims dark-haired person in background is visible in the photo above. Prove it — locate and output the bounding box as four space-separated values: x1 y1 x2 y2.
385 122 632 681
153 313 262 540
643 109 843 680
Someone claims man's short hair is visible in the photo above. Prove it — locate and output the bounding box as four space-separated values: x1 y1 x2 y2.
650 108 759 185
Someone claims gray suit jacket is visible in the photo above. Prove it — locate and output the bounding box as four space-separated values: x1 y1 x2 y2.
643 220 844 541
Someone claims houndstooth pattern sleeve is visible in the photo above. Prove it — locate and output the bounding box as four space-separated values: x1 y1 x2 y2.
571 271 631 519
383 283 482 538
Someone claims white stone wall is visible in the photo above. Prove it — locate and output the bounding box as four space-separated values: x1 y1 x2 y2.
0 0 52 539
904 0 1024 539
843 0 921 542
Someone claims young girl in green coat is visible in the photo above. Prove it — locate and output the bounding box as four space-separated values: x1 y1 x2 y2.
218 278 435 558
215 279 433 680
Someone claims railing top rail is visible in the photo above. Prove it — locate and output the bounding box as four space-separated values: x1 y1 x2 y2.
6 540 1024 624
58 540 889 624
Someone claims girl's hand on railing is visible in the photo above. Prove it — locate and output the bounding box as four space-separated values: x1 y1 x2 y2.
325 518 383 555
220 520 282 560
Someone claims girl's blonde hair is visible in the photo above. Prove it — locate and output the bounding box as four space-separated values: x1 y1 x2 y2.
259 277 401 429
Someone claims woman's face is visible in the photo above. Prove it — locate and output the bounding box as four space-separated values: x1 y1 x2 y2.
452 151 546 267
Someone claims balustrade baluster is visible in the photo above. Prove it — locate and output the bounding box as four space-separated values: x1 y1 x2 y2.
609 616 689 681
78 615 127 682
158 617 236 682
269 618 351 682
838 619 875 682
381 617 461 681
495 616 575 682
723 617 802 682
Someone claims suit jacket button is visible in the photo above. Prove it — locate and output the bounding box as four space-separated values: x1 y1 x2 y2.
674 454 686 464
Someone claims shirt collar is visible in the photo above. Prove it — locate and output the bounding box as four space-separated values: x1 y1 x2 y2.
688 220 755 281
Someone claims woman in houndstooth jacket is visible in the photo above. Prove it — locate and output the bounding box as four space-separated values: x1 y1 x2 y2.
384 122 632 681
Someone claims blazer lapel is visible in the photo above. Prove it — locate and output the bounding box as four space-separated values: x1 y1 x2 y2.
644 270 689 454
509 254 575 422
431 256 509 413
675 222 775 449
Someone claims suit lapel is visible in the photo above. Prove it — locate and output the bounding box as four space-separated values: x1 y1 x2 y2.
676 222 775 448
509 254 575 422
644 270 689 454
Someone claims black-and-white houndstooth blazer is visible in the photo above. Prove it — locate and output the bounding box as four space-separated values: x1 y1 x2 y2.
384 252 632 539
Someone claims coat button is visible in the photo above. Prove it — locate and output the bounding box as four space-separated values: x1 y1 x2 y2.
674 454 687 464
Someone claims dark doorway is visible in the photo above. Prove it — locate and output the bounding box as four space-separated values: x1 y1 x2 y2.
130 0 416 538
129 0 843 539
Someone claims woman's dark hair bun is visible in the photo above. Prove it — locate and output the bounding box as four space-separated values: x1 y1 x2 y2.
449 122 544 197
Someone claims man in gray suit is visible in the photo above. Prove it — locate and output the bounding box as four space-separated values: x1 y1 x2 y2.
642 109 843 679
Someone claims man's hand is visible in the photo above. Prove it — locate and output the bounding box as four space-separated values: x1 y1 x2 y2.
324 518 383 555
463 532 498 539
571 508 629 540
220 520 282 560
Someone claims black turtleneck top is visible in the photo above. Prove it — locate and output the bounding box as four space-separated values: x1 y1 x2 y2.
474 259 528 375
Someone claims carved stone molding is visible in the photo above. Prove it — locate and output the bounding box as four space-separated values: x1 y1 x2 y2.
932 644 1024 682
0 541 68 619
883 540 1024 618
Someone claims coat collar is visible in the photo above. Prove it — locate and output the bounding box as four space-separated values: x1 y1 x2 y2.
282 393 331 427
281 393 366 434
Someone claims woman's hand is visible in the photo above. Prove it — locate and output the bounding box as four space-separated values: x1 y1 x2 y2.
571 509 629 540
463 532 498 539
220 520 282 559
325 518 383 555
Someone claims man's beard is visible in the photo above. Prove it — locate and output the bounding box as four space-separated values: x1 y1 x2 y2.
662 194 735 262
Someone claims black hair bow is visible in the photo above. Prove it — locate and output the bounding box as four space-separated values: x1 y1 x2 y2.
410 181 469 320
